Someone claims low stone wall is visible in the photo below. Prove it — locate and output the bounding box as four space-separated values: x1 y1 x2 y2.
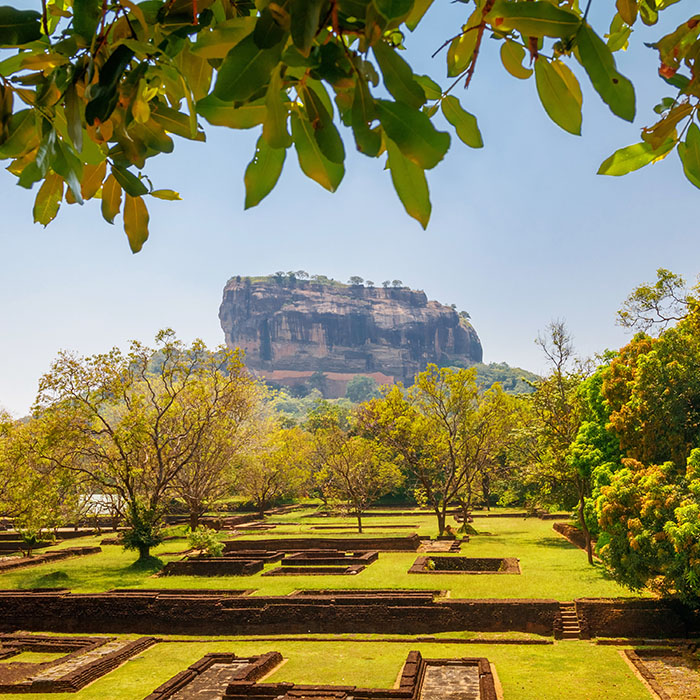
0 547 101 572
160 558 264 577
0 634 156 693
224 536 422 552
575 598 700 638
145 651 283 700
0 592 559 636
552 522 594 552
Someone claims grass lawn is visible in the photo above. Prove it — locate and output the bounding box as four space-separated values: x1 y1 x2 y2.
0 509 640 600
0 637 653 700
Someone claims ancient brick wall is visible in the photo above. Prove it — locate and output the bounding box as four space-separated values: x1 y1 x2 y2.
575 598 700 638
0 592 558 636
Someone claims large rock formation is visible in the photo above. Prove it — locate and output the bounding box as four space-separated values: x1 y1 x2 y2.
219 277 483 390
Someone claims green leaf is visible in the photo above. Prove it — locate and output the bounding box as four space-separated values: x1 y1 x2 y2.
291 111 344 191
301 85 345 164
52 141 84 204
196 95 266 129
598 139 674 176
177 45 212 102
446 9 481 78
351 78 382 157
291 0 324 55
576 23 635 122
152 103 206 140
386 138 430 229
374 0 413 21
534 58 582 135
405 0 433 31
129 118 175 155
500 39 532 80
373 41 426 109
73 0 101 41
488 1 581 38
111 165 148 196
32 173 63 226
263 68 291 149
0 81 12 145
677 123 700 190
244 135 286 208
123 194 149 254
80 161 106 200
441 95 482 149
616 0 637 25
0 6 42 47
414 74 442 100
85 45 135 125
253 7 287 50
375 99 450 170
191 17 257 59
214 34 283 102
0 109 38 158
101 174 121 224
150 189 182 200
64 83 83 152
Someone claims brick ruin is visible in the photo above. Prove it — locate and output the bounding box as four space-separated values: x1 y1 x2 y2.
145 649 497 700
0 633 156 693
408 557 521 575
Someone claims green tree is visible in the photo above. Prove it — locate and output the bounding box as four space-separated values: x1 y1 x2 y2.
345 375 380 403
523 321 594 562
313 417 402 532
172 380 265 530
359 364 506 535
33 330 256 561
235 424 312 516
597 453 700 603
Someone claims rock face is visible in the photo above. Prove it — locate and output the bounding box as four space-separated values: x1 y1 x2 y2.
219 277 483 384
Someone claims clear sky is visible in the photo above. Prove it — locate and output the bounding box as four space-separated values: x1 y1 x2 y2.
1 2 698 416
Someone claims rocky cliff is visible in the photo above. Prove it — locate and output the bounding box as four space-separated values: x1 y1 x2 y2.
219 276 483 384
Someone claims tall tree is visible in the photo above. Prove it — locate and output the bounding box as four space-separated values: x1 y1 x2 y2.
33 330 256 560
172 382 266 530
525 321 593 563
313 415 402 533
359 364 505 535
235 425 312 517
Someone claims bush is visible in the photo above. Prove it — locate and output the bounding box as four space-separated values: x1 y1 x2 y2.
188 526 224 557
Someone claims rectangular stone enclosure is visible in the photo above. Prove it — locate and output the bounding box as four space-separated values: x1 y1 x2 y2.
409 556 521 574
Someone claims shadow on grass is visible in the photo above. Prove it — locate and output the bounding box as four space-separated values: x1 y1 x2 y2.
126 556 164 573
537 536 579 550
22 570 70 589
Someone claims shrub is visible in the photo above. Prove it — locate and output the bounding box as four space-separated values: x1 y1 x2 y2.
188 526 224 557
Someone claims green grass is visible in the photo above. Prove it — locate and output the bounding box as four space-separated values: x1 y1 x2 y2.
0 637 653 700
0 651 66 664
0 509 641 600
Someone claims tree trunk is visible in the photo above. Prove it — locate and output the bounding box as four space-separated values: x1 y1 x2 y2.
137 542 151 560
436 509 446 536
482 474 491 511
189 511 200 531
356 512 363 533
576 481 593 565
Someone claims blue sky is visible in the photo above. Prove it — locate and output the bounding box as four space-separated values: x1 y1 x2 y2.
1 2 698 416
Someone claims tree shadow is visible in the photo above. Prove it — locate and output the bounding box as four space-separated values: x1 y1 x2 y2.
23 570 70 589
538 536 579 550
126 556 164 573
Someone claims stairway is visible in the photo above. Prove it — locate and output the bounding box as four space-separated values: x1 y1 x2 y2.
559 602 581 640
